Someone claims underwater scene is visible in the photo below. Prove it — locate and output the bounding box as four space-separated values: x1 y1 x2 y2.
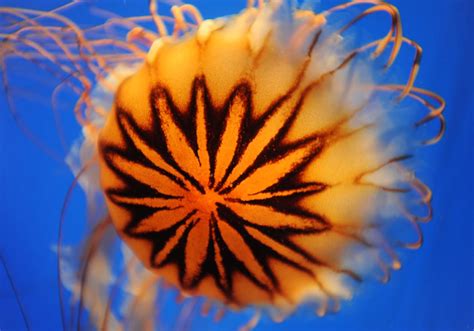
0 0 472 330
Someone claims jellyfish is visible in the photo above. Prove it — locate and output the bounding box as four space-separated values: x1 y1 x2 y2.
0 0 445 330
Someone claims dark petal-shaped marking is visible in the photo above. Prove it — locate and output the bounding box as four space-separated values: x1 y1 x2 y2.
183 218 210 287
216 213 273 290
153 215 195 266
107 152 187 197
213 85 250 187
129 207 192 235
225 201 328 233
152 88 205 183
193 79 212 187
228 141 322 197
118 112 191 190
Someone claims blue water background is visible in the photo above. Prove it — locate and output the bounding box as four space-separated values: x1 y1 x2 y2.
0 0 472 330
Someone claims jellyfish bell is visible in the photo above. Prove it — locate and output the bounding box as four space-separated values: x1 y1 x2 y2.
1 0 445 329
96 0 442 317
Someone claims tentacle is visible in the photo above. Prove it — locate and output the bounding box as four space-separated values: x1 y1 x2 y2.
324 1 402 67
84 13 178 42
101 258 136 331
173 297 198 331
2 31 95 154
5 11 92 86
290 11 326 50
126 27 158 47
239 310 261 331
171 4 203 37
213 305 226 322
75 217 112 331
355 36 422 98
0 6 143 127
399 217 423 249
0 45 65 161
149 0 169 37
0 7 107 74
179 5 203 25
0 34 93 126
124 273 161 330
171 5 189 36
353 154 413 192
397 175 433 226
375 85 446 145
57 163 91 331
0 1 81 31
0 252 31 331
200 299 213 317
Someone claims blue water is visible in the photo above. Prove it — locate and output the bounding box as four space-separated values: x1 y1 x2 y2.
0 0 472 330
